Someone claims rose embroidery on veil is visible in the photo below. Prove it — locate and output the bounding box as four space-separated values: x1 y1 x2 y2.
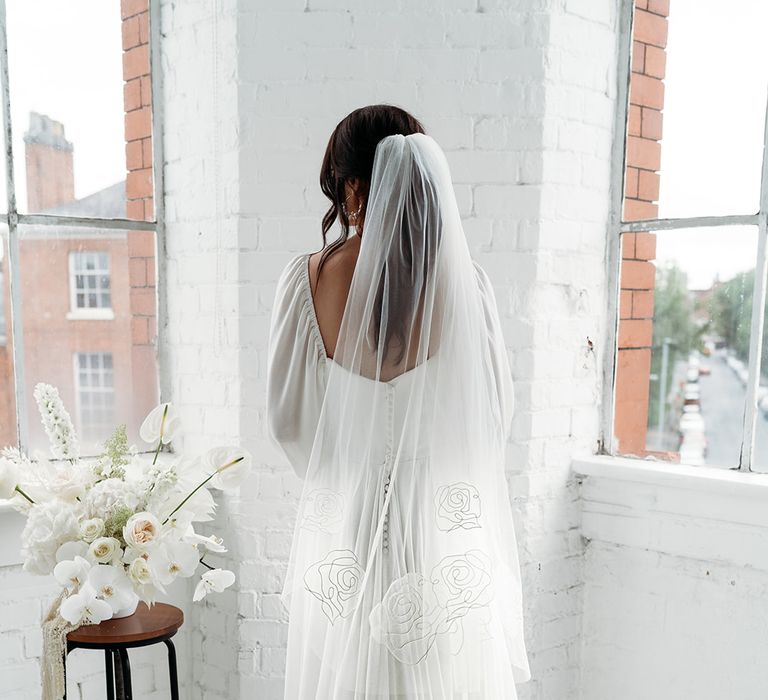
434 482 482 531
300 488 345 534
369 549 494 664
304 549 364 624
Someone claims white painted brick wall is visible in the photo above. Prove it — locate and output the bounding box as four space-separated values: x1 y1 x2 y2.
160 0 619 698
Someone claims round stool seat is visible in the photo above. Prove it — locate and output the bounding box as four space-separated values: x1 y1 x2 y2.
67 602 183 648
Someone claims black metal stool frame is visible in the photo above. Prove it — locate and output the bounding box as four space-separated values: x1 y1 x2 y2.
63 632 180 700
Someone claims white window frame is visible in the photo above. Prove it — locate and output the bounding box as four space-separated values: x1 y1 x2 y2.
72 351 115 442
66 250 115 320
0 0 167 453
601 0 768 472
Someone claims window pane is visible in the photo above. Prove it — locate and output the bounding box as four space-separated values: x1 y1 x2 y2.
622 0 768 222
614 226 758 468
18 224 158 456
0 224 15 448
6 0 155 221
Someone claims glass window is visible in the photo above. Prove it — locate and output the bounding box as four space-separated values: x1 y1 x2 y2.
73 351 115 447
70 251 112 311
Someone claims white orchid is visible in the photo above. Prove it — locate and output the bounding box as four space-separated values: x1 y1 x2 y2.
153 541 200 585
193 568 235 602
60 584 113 625
183 525 227 553
53 556 91 591
56 540 89 563
87 564 134 614
202 446 253 491
139 403 181 445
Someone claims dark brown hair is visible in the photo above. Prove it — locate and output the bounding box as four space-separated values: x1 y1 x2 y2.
317 104 425 276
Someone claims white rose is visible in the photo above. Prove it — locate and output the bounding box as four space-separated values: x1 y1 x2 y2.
0 457 18 500
88 537 121 565
79 518 105 543
123 512 162 551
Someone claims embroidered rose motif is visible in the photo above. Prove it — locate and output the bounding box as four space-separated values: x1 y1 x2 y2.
431 549 493 620
300 488 345 534
369 573 447 665
304 549 364 624
434 482 482 531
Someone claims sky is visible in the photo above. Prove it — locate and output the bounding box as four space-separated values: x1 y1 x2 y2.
2 0 125 211
655 0 768 290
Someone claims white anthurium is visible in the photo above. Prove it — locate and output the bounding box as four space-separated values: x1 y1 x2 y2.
139 403 181 445
203 446 253 491
88 537 122 565
123 512 163 551
163 508 195 535
193 568 236 602
183 525 227 553
60 584 113 625
87 564 134 613
53 555 91 591
0 457 19 500
56 540 89 563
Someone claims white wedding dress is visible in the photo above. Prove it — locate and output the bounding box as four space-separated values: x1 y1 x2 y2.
267 134 530 699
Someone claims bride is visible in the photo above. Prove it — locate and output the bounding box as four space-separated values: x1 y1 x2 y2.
267 105 531 699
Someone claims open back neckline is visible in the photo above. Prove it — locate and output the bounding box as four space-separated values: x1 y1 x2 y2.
301 252 435 385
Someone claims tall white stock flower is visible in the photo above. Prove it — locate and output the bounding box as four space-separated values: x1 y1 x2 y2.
203 446 253 491
87 564 134 613
193 568 235 602
20 499 81 575
123 512 162 551
32 383 79 460
60 584 113 625
139 403 181 445
88 537 122 565
53 555 91 591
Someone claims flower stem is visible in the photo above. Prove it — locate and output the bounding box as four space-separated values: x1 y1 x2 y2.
199 555 215 571
14 486 35 504
152 404 169 466
161 456 244 525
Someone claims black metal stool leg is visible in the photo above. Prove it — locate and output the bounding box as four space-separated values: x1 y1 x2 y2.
164 639 180 700
117 648 133 700
104 649 115 700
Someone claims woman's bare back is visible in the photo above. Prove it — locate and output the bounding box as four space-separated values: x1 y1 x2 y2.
307 234 361 360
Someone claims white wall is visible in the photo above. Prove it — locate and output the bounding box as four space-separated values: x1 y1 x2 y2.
159 0 620 698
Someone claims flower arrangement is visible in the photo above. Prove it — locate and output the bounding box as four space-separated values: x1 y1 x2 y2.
0 383 251 628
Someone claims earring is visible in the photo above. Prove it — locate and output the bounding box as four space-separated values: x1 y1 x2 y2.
342 196 363 222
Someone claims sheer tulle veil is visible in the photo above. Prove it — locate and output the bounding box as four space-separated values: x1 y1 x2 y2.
279 132 530 696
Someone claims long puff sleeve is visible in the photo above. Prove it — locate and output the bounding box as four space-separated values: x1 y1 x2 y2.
266 253 328 479
473 260 515 441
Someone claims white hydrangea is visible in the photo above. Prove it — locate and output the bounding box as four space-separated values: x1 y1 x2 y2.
84 478 140 519
20 499 82 575
33 383 79 461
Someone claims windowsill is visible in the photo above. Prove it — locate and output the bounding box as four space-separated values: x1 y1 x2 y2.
66 308 115 321
572 452 768 571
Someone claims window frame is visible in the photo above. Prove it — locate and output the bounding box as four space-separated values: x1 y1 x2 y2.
0 0 167 453
601 0 768 471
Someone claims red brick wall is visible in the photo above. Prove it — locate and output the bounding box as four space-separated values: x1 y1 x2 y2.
122 0 158 430
614 0 669 455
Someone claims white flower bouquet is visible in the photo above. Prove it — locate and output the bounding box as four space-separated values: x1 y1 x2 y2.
1 383 251 630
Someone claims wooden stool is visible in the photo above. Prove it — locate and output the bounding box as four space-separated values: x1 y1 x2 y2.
64 602 183 700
